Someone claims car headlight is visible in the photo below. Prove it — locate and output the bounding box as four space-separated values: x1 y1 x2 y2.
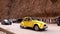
44 24 46 26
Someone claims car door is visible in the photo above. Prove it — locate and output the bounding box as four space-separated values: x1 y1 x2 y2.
23 17 34 27
27 18 34 27
23 18 29 27
24 17 33 27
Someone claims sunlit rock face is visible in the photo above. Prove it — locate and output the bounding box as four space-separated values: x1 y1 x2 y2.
0 0 60 19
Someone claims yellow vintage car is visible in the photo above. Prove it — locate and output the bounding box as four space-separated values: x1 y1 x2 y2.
20 17 47 31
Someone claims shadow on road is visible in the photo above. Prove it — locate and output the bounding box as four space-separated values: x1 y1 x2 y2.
20 27 47 32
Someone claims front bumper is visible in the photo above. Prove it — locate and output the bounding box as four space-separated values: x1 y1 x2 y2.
44 26 48 29
39 25 48 29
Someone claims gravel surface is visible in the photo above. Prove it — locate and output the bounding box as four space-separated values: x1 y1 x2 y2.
0 23 60 34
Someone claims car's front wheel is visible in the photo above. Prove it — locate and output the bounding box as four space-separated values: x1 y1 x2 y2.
33 25 40 31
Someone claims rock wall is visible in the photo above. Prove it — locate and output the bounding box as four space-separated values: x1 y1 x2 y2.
0 0 60 19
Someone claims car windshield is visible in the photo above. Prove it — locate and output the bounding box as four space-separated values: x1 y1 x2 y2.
31 17 41 21
4 19 10 23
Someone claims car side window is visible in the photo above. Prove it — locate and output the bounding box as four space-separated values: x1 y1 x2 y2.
23 18 31 21
23 18 28 21
27 18 31 21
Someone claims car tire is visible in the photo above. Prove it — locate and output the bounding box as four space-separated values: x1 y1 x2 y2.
20 26 24 28
20 26 26 29
33 25 40 31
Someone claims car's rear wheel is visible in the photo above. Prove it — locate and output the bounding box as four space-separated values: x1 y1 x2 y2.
20 25 27 29
33 25 40 31
20 26 24 28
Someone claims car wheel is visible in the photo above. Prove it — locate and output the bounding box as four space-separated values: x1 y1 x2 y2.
33 25 40 31
20 26 26 29
20 26 24 28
